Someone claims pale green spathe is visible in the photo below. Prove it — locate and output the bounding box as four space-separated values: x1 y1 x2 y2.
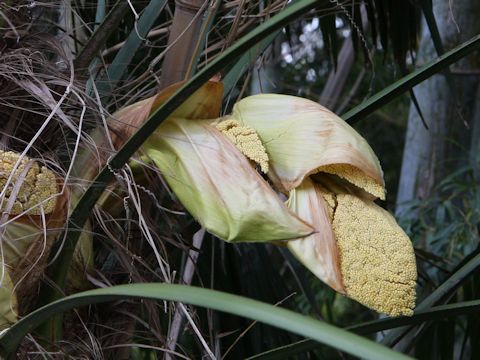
145 117 313 242
0 268 17 330
230 94 384 196
286 177 344 293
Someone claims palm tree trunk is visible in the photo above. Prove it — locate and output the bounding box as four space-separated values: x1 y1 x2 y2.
159 0 207 89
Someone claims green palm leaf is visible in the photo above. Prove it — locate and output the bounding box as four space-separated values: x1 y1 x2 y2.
0 284 412 360
342 34 480 123
247 299 480 359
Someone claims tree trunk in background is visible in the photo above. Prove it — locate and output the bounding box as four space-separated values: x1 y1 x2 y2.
318 38 354 110
396 0 480 217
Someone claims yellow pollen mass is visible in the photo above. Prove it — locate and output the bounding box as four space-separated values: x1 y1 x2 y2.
216 119 269 173
316 184 336 220
0 151 58 215
318 164 385 200
331 193 416 316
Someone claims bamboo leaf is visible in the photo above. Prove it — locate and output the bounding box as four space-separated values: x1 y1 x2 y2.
94 0 107 25
0 284 412 360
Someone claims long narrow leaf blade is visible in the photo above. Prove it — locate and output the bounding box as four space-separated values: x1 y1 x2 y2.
97 0 168 97
247 299 480 360
74 1 129 72
223 31 280 97
342 34 480 123
381 251 480 346
0 284 412 360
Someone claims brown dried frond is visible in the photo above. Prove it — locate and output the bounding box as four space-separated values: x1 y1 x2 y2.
0 36 79 151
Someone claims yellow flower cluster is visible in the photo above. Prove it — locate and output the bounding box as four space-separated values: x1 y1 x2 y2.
319 188 416 316
135 85 417 317
0 151 57 215
216 120 270 173
318 163 385 200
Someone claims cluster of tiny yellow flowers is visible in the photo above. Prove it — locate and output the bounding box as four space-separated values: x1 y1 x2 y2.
316 184 336 219
0 151 57 215
318 164 385 200
216 119 269 173
329 193 416 316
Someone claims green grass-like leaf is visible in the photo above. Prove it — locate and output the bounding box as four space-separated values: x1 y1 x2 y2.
251 249 480 359
222 31 280 98
96 0 168 98
0 284 412 360
74 1 129 72
246 299 480 360
342 34 480 123
381 250 480 346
